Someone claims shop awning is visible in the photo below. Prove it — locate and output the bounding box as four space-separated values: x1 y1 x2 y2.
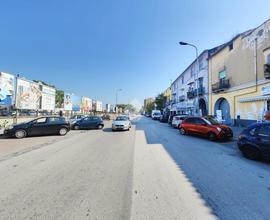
238 95 270 103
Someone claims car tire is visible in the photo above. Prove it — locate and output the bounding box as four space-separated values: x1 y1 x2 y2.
242 146 261 160
15 129 26 139
97 124 103 129
59 128 68 136
179 128 186 135
74 125 80 130
208 132 217 141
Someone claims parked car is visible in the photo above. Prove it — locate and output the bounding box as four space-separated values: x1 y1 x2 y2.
237 122 270 160
159 114 168 123
4 117 70 139
69 115 87 125
112 116 131 131
172 115 187 128
179 116 233 141
72 116 104 130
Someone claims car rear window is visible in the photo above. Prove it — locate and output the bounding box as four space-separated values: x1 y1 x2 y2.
185 118 196 123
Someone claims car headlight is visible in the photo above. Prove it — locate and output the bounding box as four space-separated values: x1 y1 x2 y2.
217 127 222 132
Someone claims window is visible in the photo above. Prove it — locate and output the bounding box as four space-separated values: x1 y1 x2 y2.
219 70 226 79
199 59 204 70
48 117 64 124
35 118 47 124
258 125 270 137
182 76 184 84
191 66 195 77
229 43 233 51
267 54 270 64
185 118 196 124
198 77 203 87
267 100 270 111
194 118 205 125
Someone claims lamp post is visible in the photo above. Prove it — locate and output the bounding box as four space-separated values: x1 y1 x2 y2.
115 89 123 113
179 41 200 115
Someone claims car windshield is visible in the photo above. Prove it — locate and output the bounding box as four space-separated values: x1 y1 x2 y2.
205 117 220 125
115 117 128 121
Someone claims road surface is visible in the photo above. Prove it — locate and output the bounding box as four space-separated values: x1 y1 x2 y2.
0 117 269 220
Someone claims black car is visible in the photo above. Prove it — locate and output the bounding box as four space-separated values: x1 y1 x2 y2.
159 114 168 123
72 116 104 130
4 117 70 139
237 122 270 160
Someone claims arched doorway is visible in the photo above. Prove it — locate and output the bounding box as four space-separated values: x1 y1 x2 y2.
199 98 208 116
214 98 231 124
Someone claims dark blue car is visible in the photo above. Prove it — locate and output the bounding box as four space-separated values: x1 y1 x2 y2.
237 122 270 160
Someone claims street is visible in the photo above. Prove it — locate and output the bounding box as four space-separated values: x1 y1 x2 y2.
0 116 269 220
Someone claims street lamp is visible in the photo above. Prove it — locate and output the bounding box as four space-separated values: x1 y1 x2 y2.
179 41 200 115
115 89 123 113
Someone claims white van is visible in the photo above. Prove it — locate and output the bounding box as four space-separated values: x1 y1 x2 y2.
151 110 161 120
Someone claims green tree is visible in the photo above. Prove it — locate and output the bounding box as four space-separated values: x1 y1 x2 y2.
55 90 64 108
145 101 155 113
155 93 166 110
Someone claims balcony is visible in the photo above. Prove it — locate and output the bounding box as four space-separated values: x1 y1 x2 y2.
264 64 270 79
187 90 196 99
212 79 230 93
179 95 185 102
197 86 205 95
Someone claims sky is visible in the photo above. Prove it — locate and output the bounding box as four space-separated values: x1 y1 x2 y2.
1 0 270 106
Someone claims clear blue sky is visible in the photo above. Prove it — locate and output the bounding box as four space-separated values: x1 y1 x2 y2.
1 0 270 105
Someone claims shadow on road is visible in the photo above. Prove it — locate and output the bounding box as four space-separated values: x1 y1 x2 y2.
133 116 270 219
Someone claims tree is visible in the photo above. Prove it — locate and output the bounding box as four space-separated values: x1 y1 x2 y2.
155 93 166 110
55 90 64 108
116 104 136 113
145 101 154 113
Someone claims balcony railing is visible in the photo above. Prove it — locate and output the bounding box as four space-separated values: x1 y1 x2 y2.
212 79 230 93
197 86 205 95
179 95 185 102
187 90 196 99
264 64 270 79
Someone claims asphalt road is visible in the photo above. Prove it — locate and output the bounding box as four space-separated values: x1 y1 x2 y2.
0 123 135 220
135 117 270 220
0 117 269 220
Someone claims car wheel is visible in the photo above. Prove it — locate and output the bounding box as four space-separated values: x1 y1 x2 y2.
74 125 80 130
242 146 261 160
15 129 26 139
59 128 68 136
97 124 103 129
179 128 186 135
208 132 217 141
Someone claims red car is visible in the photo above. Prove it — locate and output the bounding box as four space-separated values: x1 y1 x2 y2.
179 116 233 141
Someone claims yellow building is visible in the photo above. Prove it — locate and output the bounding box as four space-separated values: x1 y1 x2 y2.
209 19 270 125
163 86 172 106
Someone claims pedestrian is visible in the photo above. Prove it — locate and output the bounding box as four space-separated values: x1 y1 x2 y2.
59 110 63 117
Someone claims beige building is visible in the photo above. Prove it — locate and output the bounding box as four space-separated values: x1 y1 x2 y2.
209 19 270 125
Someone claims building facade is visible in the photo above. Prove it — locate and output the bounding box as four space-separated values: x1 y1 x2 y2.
171 49 217 116
208 19 270 125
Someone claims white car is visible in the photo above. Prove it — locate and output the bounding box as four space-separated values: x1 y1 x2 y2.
172 115 187 128
112 116 131 131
